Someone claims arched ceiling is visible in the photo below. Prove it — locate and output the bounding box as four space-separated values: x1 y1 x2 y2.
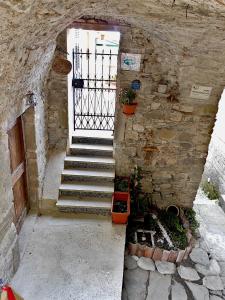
1 0 225 125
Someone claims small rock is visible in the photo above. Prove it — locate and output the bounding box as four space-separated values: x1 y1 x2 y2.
195 259 221 276
210 296 223 300
171 281 187 300
132 255 139 261
137 257 155 271
147 272 171 300
186 282 209 300
124 255 138 270
218 261 225 276
155 260 176 275
210 290 223 297
190 248 210 266
203 276 224 291
177 265 200 281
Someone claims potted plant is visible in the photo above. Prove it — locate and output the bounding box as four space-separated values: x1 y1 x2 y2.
111 192 130 224
158 79 169 94
119 87 137 115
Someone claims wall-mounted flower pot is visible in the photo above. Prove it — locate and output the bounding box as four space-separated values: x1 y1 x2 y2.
122 103 138 115
112 192 130 224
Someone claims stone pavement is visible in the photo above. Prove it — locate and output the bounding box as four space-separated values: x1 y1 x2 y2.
122 189 225 300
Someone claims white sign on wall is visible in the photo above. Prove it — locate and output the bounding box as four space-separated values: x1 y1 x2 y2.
190 84 212 100
121 53 141 71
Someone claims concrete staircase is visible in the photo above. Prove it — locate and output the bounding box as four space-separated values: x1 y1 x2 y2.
56 135 115 215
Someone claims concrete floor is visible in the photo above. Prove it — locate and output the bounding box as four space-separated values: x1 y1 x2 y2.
11 213 126 300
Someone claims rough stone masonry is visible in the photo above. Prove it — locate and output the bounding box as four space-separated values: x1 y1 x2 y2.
1 0 225 282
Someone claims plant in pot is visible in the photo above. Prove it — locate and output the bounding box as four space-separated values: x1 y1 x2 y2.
119 87 137 115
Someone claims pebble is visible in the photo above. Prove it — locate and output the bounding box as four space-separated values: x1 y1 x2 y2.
155 260 176 275
177 265 200 281
190 248 210 266
137 257 156 271
186 282 209 300
124 255 138 270
195 259 221 276
203 276 224 291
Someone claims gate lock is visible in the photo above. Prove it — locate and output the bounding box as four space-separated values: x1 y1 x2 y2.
72 78 84 89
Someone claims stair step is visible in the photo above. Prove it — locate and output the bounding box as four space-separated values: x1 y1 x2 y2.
56 199 111 215
72 136 113 146
62 168 115 182
70 143 113 157
59 182 114 198
64 155 115 170
58 195 112 203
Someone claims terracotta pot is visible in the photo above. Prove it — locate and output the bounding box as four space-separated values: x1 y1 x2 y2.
122 103 138 115
144 246 154 258
128 243 138 255
111 192 130 224
52 55 72 75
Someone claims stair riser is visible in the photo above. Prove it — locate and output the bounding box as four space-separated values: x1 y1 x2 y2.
64 160 115 170
69 148 113 157
62 174 114 183
59 190 113 199
57 205 111 216
72 136 113 146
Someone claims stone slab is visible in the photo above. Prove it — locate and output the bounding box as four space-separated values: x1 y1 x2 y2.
146 271 171 300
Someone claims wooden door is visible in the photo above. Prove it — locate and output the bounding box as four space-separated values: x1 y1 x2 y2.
8 117 28 230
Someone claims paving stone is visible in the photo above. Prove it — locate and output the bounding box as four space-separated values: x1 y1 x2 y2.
219 262 225 277
124 268 149 300
171 281 187 300
132 255 139 261
203 276 224 290
146 271 171 300
137 257 155 271
196 259 221 276
210 290 223 297
186 282 209 300
177 265 200 281
221 276 225 288
190 248 210 266
124 255 138 270
155 260 176 275
210 296 223 300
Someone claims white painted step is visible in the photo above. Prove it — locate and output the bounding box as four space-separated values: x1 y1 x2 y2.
59 182 114 193
58 195 111 203
56 199 112 209
64 155 115 169
62 168 115 178
70 144 113 151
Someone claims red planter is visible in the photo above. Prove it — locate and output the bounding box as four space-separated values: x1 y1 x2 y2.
111 192 130 224
122 103 138 115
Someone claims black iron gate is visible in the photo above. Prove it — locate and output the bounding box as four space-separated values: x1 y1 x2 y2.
72 47 118 131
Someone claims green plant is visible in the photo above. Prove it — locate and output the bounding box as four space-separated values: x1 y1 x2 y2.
158 210 188 249
114 176 129 192
202 180 220 200
119 87 136 105
130 166 143 216
184 208 199 233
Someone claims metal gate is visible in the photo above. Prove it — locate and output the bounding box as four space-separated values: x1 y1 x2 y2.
72 47 118 131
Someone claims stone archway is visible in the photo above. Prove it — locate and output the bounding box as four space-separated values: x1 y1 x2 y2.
1 0 225 282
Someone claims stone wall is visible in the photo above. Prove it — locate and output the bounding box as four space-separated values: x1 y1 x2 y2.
202 90 225 194
46 30 68 150
115 25 225 208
